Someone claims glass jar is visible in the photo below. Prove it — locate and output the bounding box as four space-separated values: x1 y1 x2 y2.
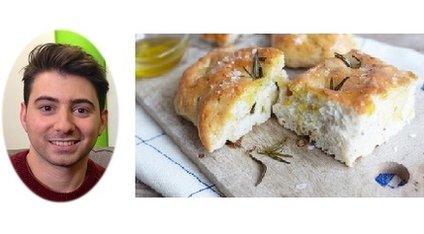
136 34 189 78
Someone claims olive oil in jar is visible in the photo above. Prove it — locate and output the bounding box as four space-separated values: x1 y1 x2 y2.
136 35 189 78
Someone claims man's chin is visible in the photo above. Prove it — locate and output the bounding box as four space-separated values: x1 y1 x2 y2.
31 141 93 167
45 153 86 167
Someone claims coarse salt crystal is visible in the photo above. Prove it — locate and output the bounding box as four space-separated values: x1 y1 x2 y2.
230 70 242 81
409 134 417 138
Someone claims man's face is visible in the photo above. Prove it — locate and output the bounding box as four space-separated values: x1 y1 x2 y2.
20 71 107 167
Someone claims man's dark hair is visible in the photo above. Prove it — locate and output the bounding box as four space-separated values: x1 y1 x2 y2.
22 43 109 111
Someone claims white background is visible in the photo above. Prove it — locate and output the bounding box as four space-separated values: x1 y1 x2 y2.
0 0 423 233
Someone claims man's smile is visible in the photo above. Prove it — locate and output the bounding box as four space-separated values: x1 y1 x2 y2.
49 140 80 147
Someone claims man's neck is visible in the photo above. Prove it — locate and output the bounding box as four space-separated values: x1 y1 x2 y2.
26 149 89 193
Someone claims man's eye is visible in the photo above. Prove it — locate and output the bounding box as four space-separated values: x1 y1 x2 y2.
74 107 90 115
40 106 53 112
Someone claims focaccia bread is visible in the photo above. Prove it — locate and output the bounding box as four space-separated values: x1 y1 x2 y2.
272 49 418 166
201 34 239 47
272 34 356 68
175 47 287 152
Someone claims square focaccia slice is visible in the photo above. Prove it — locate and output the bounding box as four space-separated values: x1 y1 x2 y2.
273 49 418 166
175 47 287 152
272 34 356 68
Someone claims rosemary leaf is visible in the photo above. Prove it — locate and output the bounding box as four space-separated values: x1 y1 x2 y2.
257 138 292 164
334 77 350 91
268 138 287 151
243 66 255 79
253 51 261 78
335 52 361 69
272 152 293 158
334 52 351 67
245 50 265 80
264 153 291 164
250 103 256 114
248 153 267 186
330 77 334 90
351 55 362 69
258 66 263 78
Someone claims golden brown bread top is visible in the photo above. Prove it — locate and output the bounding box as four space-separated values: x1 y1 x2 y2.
174 47 286 150
288 49 418 114
201 34 235 47
175 47 285 123
272 34 356 68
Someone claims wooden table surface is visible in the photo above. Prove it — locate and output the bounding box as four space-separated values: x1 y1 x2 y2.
135 34 424 197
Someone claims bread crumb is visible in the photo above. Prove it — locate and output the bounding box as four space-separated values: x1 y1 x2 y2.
296 139 307 147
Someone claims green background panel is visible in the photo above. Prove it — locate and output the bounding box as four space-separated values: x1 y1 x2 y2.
55 30 108 147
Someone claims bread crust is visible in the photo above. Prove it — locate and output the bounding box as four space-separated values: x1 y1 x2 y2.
288 49 418 114
201 34 237 47
272 34 356 68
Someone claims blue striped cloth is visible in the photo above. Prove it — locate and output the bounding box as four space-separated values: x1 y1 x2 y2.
136 104 220 197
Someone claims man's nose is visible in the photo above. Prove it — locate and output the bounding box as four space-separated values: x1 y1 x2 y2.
53 109 75 134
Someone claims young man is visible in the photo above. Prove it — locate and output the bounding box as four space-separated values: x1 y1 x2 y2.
10 43 109 202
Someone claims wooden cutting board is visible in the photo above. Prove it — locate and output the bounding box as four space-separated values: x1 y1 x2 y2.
136 35 424 196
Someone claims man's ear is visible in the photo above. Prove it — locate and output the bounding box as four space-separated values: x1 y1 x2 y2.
98 109 108 135
20 102 29 133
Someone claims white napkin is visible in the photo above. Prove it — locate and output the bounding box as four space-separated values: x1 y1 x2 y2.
135 36 424 197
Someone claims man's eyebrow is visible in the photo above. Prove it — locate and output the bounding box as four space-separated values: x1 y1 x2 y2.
71 99 96 108
34 96 59 103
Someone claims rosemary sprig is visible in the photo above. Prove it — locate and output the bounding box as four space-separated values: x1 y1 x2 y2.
257 138 292 164
243 50 266 80
245 139 292 186
248 153 267 186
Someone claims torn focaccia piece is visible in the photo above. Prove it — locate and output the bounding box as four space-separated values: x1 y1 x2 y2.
271 34 356 68
273 49 418 166
201 34 239 47
175 47 287 152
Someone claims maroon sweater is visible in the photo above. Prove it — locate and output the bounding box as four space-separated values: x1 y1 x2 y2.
11 150 105 202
